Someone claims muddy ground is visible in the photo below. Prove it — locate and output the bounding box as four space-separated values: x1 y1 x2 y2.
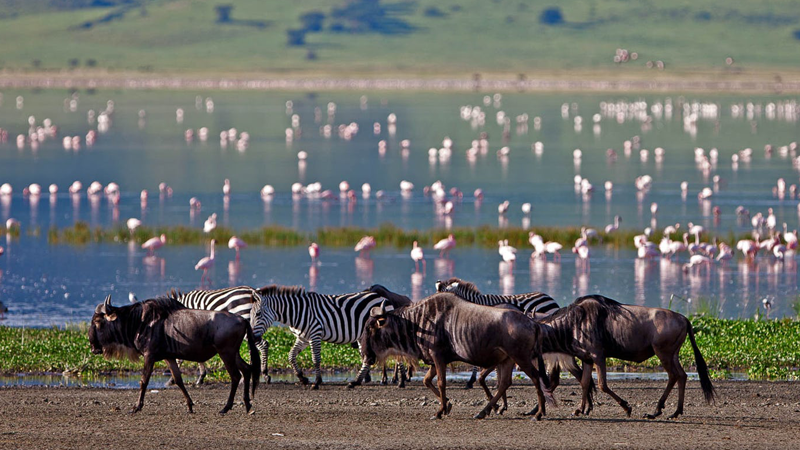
1 379 798 449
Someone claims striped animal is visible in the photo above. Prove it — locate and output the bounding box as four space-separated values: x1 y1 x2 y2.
171 286 271 385
434 277 566 390
250 284 404 389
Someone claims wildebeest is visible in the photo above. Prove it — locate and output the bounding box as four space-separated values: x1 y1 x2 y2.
88 293 260 414
358 293 555 420
364 284 413 387
531 294 715 419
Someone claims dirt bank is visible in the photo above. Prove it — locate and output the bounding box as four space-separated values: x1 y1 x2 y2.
1 379 798 449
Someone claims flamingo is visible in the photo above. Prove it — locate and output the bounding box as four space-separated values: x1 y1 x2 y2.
682 254 712 272
573 244 590 263
521 203 532 215
195 239 216 285
782 223 798 249
228 236 247 261
126 218 142 235
668 233 688 258
433 234 456 258
638 242 660 259
261 185 275 198
410 241 425 272
6 218 20 230
498 239 517 263
203 213 217 234
687 222 704 237
497 201 510 215
0 246 4 256
142 234 167 256
49 184 58 195
663 223 680 239
582 227 599 242
736 237 759 260
0 183 12 196
765 208 776 231
604 215 621 234
659 237 672 257
222 179 231 196
542 241 563 261
716 243 733 263
309 243 320 264
354 236 377 258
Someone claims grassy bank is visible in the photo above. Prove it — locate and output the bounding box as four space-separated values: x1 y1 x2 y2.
45 221 757 252
1 316 798 381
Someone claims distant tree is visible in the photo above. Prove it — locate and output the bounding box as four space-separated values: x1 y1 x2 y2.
287 29 306 46
85 59 97 67
794 29 800 40
215 4 234 23
68 58 80 68
540 7 564 25
423 7 446 18
300 11 325 32
306 49 318 60
31 59 41 69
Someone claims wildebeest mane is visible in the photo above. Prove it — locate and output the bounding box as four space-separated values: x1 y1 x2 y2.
140 291 187 324
257 284 307 297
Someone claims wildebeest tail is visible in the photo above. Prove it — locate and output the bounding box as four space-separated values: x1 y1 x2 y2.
687 320 715 404
535 353 557 406
245 322 261 397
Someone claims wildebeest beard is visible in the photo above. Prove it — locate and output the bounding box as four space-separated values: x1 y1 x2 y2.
102 342 142 362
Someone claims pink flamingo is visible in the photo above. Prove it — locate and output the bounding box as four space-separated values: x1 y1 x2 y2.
126 218 142 235
309 242 320 264
228 236 247 261
195 239 216 285
542 241 563 261
0 246 4 256
433 234 456 258
222 179 231 196
141 234 166 256
410 241 425 272
354 236 376 258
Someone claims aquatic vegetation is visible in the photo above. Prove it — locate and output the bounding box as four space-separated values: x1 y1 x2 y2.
45 222 758 252
2 316 798 381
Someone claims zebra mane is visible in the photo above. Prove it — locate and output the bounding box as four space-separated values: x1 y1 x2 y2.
257 284 307 297
442 278 482 295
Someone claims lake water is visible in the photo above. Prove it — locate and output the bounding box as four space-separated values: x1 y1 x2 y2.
0 89 798 325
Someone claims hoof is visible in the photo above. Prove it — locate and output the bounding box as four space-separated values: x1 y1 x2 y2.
430 415 442 420
129 406 141 415
667 412 682 420
311 384 320 390
572 409 582 417
464 383 474 390
473 411 487 420
624 405 632 417
523 406 539 416
347 381 360 389
445 401 453 415
265 375 272 385
498 406 507 415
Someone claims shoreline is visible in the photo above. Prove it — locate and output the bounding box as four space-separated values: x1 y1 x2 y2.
3 70 800 93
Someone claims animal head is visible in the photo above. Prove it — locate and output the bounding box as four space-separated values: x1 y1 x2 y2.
250 291 278 337
358 300 402 366
434 278 479 296
88 295 140 362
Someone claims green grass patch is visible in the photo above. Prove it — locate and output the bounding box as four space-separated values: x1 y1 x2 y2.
45 221 756 252
2 316 799 381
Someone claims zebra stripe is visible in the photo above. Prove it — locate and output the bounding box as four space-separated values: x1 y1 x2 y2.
251 285 386 388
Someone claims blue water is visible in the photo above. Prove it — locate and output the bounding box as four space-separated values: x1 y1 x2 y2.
0 89 799 325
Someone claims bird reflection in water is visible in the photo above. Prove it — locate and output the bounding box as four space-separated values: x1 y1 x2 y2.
142 255 166 281
410 272 424 301
355 256 374 286
434 257 454 281
228 260 240 286
308 264 318 291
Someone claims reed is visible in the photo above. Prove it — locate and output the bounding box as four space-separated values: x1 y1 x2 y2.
45 222 758 251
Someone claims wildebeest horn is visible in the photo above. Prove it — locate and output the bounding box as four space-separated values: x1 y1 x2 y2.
370 300 392 317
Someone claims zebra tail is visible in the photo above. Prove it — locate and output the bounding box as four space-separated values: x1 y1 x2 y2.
245 322 261 397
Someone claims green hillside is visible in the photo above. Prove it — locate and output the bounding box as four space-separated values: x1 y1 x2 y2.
1 0 799 78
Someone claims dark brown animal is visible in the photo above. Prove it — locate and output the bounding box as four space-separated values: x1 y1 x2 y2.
88 293 260 414
365 284 413 387
358 293 554 420
532 294 715 419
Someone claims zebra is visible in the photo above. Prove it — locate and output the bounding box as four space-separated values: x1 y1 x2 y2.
166 286 272 385
434 277 571 390
250 284 407 390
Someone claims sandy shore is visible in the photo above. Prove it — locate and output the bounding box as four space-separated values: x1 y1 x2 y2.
1 379 798 449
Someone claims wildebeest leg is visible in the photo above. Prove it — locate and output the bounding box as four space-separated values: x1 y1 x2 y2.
515 357 551 421
257 339 271 384
422 365 440 398
575 360 594 416
166 359 194 413
464 366 479 389
525 357 566 417
288 336 310 385
478 366 505 414
433 356 452 419
594 358 632 417
396 363 407 388
132 357 155 414
666 352 688 419
475 359 513 419
309 336 323 389
381 363 389 385
347 341 373 389
218 349 243 414
234 351 254 414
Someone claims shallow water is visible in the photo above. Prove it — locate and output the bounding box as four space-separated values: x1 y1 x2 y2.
0 89 799 324
0 370 736 390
